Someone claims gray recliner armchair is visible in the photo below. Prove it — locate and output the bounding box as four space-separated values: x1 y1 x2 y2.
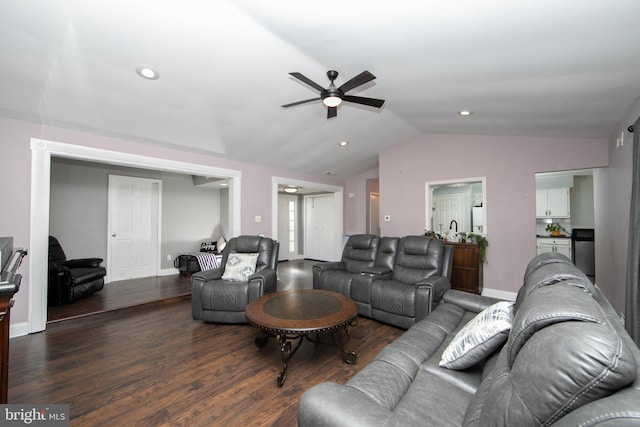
191 235 279 324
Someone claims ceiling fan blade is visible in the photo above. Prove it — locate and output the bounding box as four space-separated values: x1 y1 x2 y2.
282 97 321 108
289 72 325 92
338 71 376 93
327 106 337 118
343 95 385 108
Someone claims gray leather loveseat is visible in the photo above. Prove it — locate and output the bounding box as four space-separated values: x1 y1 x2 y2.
314 234 453 329
299 253 640 426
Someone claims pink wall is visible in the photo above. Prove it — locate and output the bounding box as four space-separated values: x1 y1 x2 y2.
0 117 343 329
379 133 609 294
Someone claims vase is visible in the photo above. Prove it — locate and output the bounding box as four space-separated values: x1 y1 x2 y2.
551 230 560 236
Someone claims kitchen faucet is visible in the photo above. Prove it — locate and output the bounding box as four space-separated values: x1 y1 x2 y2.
449 220 458 232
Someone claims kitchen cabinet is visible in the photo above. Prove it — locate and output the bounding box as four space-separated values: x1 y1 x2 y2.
446 242 483 294
536 237 571 259
536 188 570 218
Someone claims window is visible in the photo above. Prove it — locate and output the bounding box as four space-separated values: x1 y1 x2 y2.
288 200 296 253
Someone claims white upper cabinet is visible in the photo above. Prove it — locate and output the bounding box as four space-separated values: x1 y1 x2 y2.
536 188 570 218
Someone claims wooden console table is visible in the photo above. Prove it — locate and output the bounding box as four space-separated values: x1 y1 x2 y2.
446 242 483 294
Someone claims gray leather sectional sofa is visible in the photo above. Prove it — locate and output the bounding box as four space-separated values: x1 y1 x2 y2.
299 253 640 426
313 234 453 329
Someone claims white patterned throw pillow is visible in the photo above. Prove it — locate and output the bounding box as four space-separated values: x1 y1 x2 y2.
221 253 259 281
439 300 514 370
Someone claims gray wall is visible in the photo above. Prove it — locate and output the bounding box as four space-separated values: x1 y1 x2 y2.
50 157 225 271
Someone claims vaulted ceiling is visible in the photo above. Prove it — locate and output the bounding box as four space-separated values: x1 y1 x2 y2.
2 1 639 178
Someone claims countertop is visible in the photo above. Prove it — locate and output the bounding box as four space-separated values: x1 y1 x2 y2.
536 234 571 239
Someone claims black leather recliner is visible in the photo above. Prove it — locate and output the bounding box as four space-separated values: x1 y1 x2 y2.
48 236 107 305
191 235 279 324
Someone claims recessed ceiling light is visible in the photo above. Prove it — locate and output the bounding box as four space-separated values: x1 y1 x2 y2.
458 110 472 116
136 66 159 80
284 186 298 193
339 141 349 147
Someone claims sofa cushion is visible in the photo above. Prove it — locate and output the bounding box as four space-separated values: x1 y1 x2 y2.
342 234 380 273
346 300 471 410
221 253 258 281
391 236 444 284
371 280 417 318
439 301 514 370
522 252 573 284
514 261 594 311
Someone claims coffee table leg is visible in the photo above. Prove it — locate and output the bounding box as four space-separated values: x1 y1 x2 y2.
276 334 304 387
254 332 270 349
332 325 358 364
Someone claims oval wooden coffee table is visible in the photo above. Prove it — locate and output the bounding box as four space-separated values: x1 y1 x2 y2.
245 289 358 387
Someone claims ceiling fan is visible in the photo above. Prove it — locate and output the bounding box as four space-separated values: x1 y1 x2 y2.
282 70 385 118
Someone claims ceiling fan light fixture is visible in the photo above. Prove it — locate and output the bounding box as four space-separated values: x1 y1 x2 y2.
136 66 159 80
322 96 342 107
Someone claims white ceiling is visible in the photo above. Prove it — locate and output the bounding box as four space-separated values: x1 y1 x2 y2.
2 0 640 179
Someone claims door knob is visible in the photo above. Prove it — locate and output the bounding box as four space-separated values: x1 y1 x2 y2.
112 233 117 237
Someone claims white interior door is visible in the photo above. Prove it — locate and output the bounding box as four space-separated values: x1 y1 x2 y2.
108 175 160 282
304 195 335 261
433 194 465 234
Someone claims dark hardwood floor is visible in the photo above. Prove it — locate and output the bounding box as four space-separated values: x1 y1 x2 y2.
47 275 193 323
10 260 405 426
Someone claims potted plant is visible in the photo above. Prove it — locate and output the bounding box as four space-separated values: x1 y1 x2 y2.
468 233 489 263
545 222 566 236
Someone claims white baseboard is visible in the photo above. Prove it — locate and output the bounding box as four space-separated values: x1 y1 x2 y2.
481 288 518 301
10 321 29 338
159 267 180 276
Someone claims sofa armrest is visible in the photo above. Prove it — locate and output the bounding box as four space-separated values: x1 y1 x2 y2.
298 382 391 427
313 262 346 288
64 258 103 268
191 268 222 284
361 266 392 277
414 276 451 321
313 262 345 274
248 268 278 299
416 275 451 302
442 289 504 313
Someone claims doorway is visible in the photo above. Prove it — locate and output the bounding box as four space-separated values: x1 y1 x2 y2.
271 177 344 263
29 139 242 334
369 192 380 235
